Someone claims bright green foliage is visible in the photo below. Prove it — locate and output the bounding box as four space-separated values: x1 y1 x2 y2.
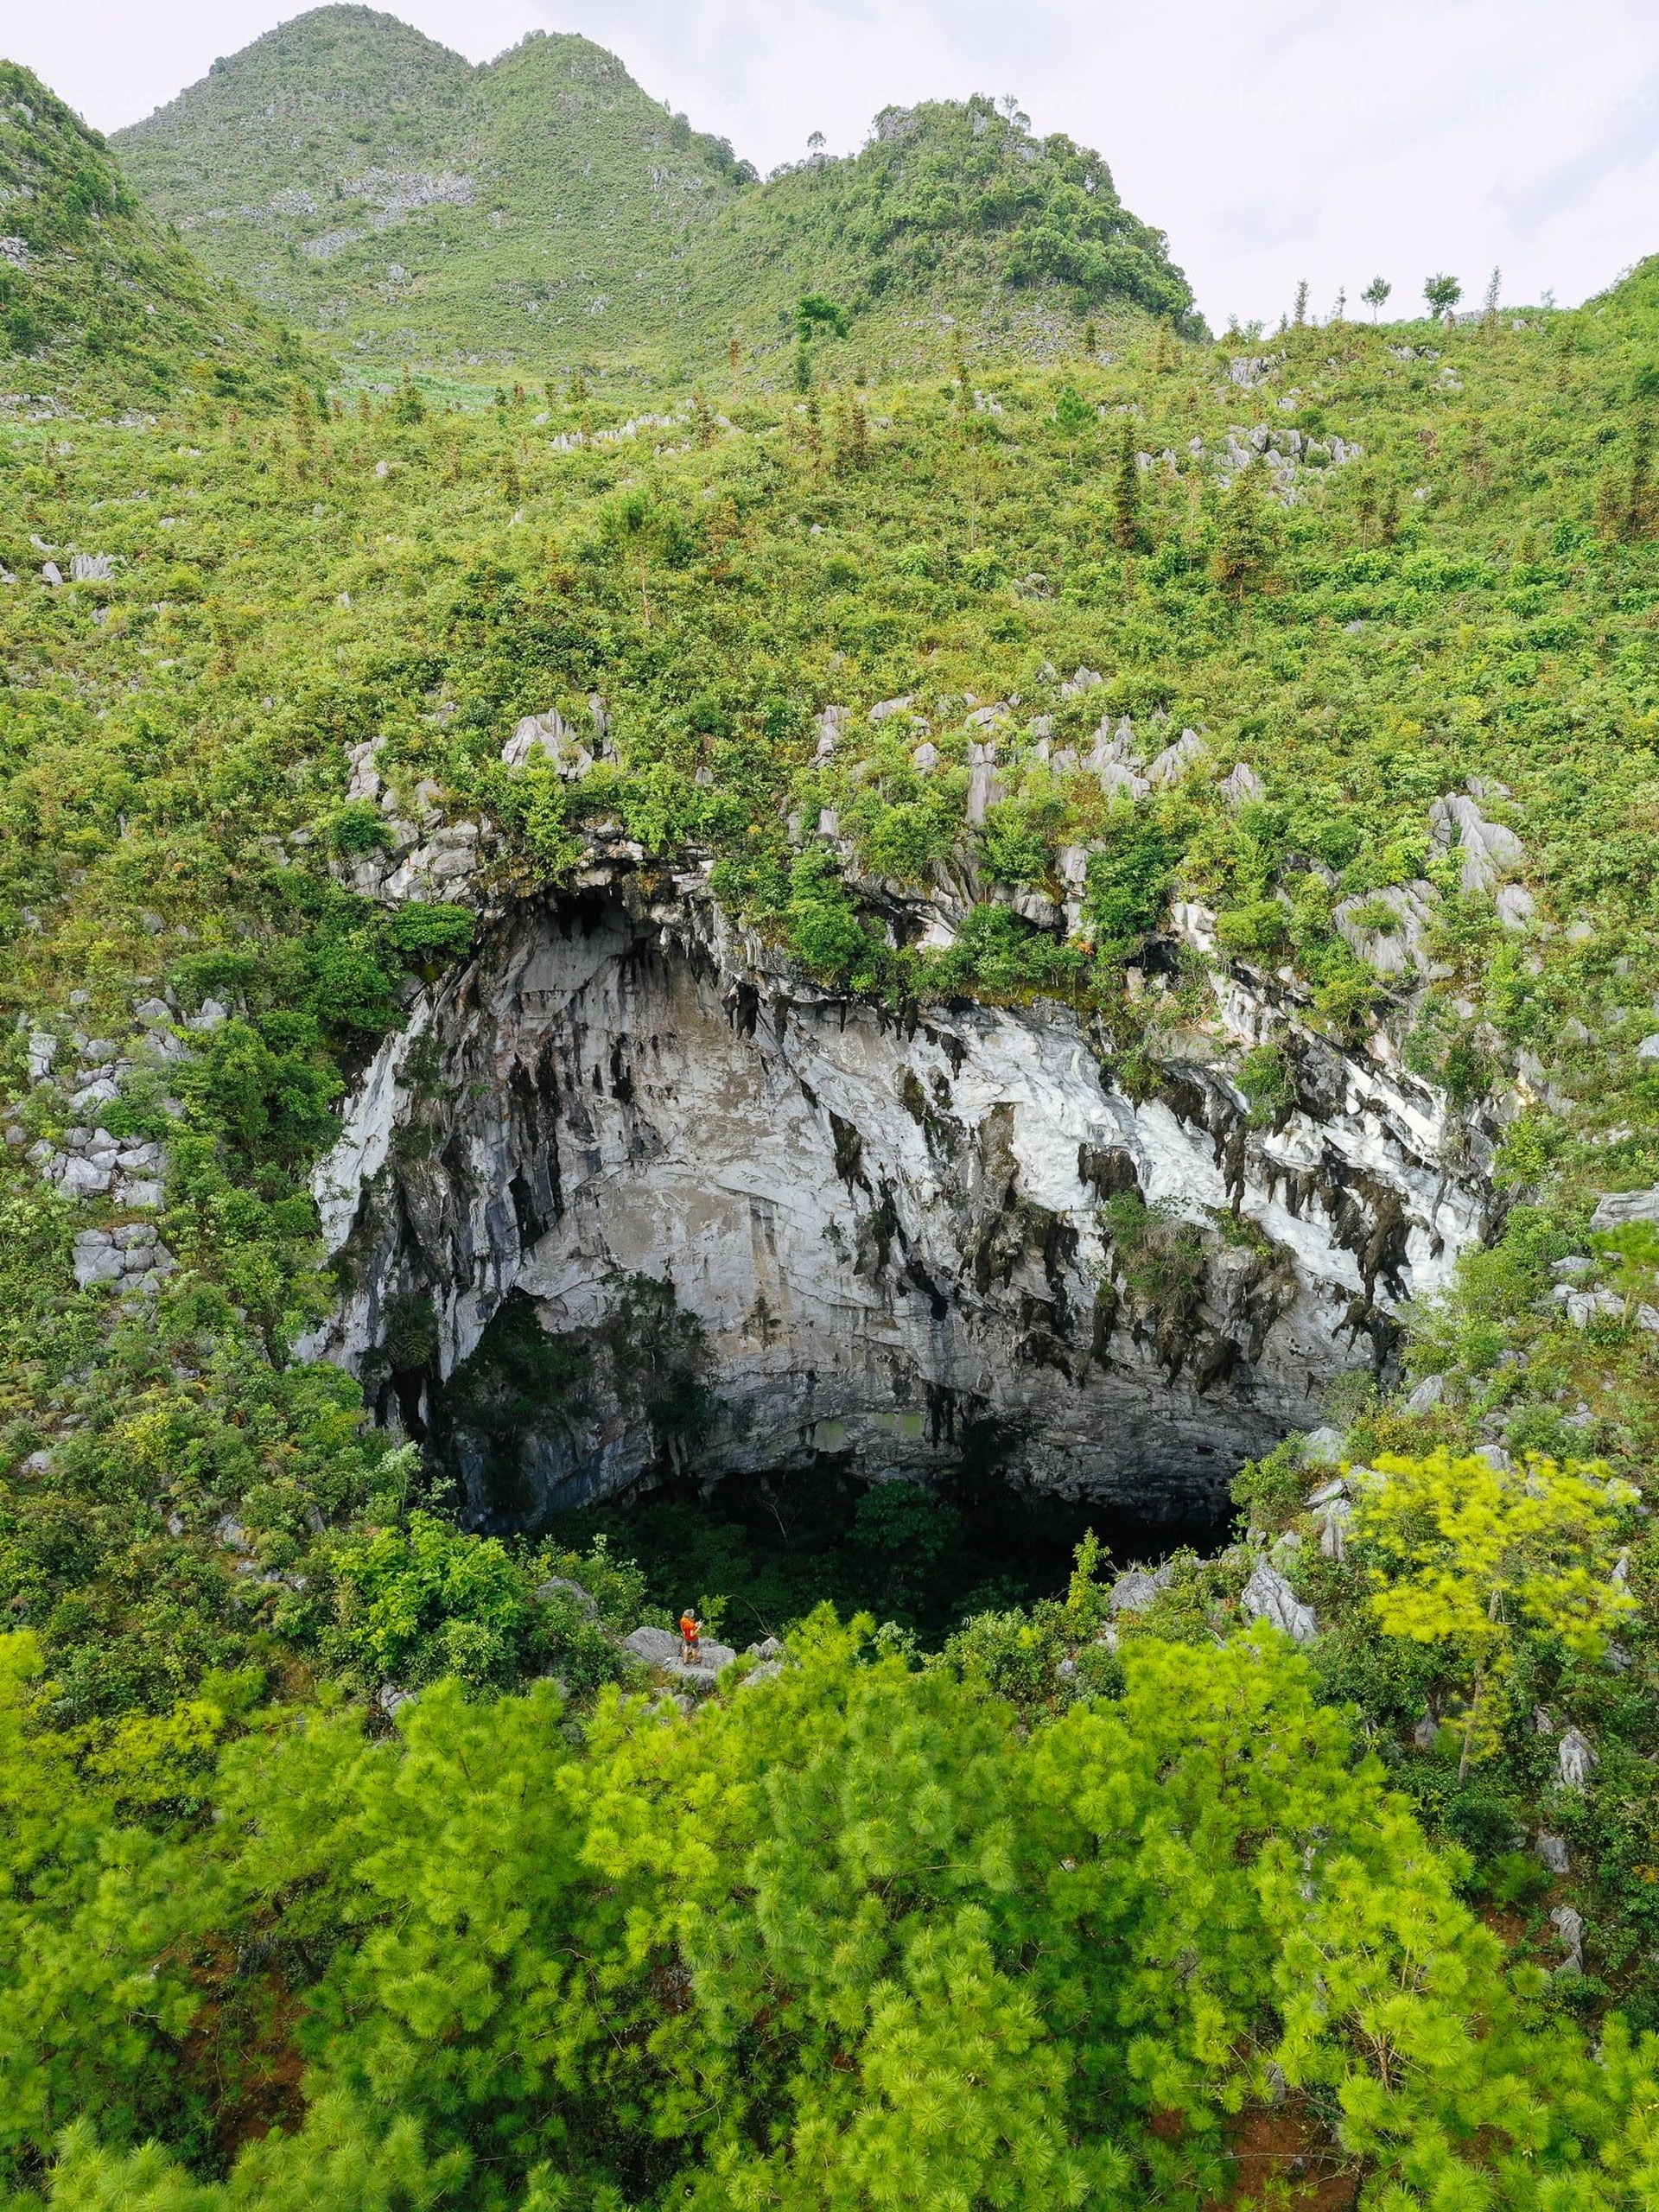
3 1624 1659 2206
326 1510 548 1688
1352 1450 1637 1773
0 63 306 409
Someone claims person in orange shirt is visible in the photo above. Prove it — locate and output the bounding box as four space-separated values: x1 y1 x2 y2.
679 1609 701 1666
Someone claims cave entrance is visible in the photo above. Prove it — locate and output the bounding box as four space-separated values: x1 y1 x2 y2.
547 1451 1233 1655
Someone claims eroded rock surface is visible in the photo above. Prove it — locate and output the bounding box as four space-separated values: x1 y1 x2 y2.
303 855 1501 1528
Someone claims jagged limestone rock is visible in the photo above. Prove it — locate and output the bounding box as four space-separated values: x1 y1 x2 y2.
1241 1560 1317 1642
302 861 1497 1525
1558 1726 1595 1789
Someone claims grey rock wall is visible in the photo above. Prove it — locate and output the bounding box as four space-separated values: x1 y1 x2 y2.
302 853 1501 1527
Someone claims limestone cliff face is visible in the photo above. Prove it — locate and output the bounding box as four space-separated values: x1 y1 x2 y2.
303 848 1503 1528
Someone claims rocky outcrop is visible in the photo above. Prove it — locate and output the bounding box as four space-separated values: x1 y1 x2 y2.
302 844 1503 1531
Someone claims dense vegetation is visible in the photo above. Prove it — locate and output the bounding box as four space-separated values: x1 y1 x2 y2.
110 8 1194 380
6 22 1659 2203
0 65 307 413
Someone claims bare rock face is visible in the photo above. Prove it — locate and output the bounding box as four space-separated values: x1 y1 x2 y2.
302 854 1500 1529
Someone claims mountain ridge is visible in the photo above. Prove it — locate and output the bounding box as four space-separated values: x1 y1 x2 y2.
113 5 1198 378
0 57 308 411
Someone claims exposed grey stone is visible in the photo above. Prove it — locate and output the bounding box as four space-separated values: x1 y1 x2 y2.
1109 1563 1173 1614
1406 1374 1445 1413
1535 1832 1570 1874
1301 1427 1345 1465
1550 1904 1584 1974
1145 728 1205 789
1428 792 1525 898
622 1625 682 1667
1314 1497 1354 1560
1219 762 1264 808
299 881 1496 1522
813 705 846 760
57 1155 111 1198
1637 1036 1659 1063
1241 1560 1317 1642
502 710 593 779
1558 1726 1595 1789
1591 1187 1659 1230
1332 881 1440 978
1413 1712 1440 1750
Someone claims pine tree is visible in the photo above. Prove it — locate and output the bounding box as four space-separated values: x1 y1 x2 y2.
1083 318 1097 356
1211 458 1277 596
1111 419 1143 553
836 391 868 472
1362 276 1392 321
1292 278 1309 328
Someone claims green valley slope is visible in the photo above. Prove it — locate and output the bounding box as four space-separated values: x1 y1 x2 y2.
0 61 308 412
113 7 1197 379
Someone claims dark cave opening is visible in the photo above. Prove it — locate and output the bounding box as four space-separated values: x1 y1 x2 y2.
547 1449 1235 1653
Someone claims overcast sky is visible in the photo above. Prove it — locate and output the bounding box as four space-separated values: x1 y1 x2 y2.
10 0 1659 329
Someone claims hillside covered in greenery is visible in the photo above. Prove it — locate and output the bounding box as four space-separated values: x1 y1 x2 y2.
6 18 1659 2208
0 62 308 414
112 7 1195 379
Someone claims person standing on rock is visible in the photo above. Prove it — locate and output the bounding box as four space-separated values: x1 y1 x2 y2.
679 1609 702 1667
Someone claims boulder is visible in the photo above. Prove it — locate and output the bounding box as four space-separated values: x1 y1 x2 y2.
813 705 847 760
623 1624 737 1687
1219 761 1264 808
622 1625 682 1667
1550 1904 1585 1974
1535 1832 1570 1874
503 709 592 779
1144 728 1204 789
1428 792 1525 897
1591 1187 1659 1230
1242 1560 1317 1642
1558 1726 1595 1788
1332 881 1440 978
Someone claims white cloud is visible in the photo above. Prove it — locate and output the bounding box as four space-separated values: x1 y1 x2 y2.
10 0 1659 327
